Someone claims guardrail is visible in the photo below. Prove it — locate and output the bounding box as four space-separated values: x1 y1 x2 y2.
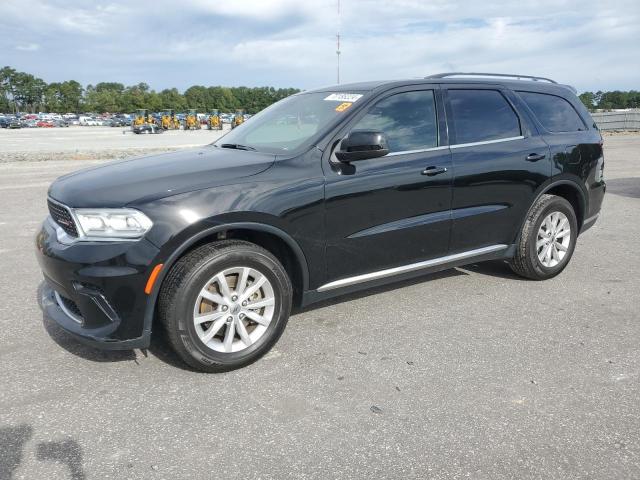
591 110 640 131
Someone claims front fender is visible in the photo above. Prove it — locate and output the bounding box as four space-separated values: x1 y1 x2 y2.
140 219 311 341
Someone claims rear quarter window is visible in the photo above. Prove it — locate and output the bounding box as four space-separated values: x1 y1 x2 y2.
518 91 586 133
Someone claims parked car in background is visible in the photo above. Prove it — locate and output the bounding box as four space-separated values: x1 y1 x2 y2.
109 118 125 127
8 117 22 129
0 117 9 128
64 115 80 125
132 123 163 134
109 116 131 127
79 116 100 126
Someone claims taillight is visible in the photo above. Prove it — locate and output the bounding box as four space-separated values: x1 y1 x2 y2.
596 147 605 183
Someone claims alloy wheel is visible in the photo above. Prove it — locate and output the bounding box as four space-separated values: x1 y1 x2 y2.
536 211 571 268
192 267 275 353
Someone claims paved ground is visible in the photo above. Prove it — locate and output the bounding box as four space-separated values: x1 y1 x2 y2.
0 134 639 479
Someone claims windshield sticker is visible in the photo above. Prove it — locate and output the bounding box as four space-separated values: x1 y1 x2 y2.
335 102 353 112
324 93 363 102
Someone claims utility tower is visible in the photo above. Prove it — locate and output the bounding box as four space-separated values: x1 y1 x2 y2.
336 0 341 84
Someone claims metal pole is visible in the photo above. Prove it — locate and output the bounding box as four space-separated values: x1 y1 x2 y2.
336 0 341 84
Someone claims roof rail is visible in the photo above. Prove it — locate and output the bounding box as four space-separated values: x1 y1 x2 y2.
425 72 558 84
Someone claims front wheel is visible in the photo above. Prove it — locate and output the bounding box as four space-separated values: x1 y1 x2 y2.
510 194 578 280
158 241 292 372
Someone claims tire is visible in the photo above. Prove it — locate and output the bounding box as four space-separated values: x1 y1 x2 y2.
158 240 292 372
510 194 578 280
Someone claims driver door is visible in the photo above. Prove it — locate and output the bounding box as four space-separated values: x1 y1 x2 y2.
322 87 452 283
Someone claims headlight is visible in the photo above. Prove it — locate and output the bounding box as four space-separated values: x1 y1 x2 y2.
73 208 153 240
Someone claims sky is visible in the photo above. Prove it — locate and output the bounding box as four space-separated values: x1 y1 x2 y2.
1 0 639 93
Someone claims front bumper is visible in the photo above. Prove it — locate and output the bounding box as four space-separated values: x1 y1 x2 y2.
35 216 160 349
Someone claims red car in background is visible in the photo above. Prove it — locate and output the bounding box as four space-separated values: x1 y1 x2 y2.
36 120 54 128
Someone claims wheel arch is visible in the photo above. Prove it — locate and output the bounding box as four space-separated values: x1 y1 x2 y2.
142 222 310 337
542 181 586 231
513 179 587 247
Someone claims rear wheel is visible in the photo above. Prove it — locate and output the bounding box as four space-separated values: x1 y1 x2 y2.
158 241 292 372
510 194 578 280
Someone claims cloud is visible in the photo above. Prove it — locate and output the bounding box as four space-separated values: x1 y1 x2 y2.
15 43 40 51
0 0 637 92
187 0 310 20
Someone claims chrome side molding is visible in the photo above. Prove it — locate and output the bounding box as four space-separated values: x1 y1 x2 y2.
317 244 508 292
384 136 524 157
449 136 524 150
386 145 449 156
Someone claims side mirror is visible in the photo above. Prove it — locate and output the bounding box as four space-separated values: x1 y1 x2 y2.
335 130 390 162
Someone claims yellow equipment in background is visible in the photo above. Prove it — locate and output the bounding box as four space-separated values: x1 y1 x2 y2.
185 109 200 130
231 109 245 129
161 110 177 130
133 109 148 127
207 109 223 130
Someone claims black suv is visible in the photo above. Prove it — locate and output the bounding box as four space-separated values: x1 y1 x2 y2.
36 73 605 371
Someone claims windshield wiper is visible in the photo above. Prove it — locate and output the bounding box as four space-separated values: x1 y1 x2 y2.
219 143 256 151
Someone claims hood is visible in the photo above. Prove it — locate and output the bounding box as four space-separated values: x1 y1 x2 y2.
48 146 276 208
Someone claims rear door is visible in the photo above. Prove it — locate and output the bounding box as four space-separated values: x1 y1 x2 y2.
443 85 551 252
323 86 452 282
515 90 603 200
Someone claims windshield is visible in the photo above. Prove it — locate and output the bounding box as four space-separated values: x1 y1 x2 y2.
214 91 366 154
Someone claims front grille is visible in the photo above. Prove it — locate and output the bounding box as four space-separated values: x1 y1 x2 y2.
48 199 78 237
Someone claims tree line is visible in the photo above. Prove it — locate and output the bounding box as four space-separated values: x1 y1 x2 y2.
578 91 640 111
2 66 638 114
0 66 300 114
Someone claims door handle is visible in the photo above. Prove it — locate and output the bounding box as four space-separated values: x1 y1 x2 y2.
526 153 546 162
422 166 448 176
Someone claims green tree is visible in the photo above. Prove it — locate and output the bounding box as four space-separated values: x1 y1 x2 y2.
95 82 125 95
59 80 83 112
598 90 627 110
184 85 209 110
119 83 151 111
11 71 46 112
206 86 235 111
158 88 186 111
0 66 17 112
44 80 83 112
628 91 640 109
579 92 595 111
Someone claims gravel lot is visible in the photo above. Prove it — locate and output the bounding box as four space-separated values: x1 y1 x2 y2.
0 126 227 162
0 132 639 479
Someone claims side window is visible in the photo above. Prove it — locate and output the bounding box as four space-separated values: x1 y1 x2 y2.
448 89 521 144
351 90 438 152
518 91 586 132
